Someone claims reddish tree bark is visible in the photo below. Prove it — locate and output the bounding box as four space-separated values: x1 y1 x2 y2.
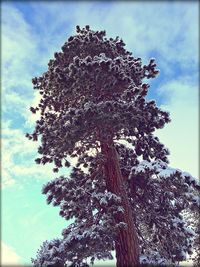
101 140 140 267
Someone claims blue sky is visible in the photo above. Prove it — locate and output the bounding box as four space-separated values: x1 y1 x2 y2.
2 1 199 266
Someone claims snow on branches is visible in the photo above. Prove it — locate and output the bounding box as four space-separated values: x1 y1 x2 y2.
28 26 199 266
128 158 199 264
27 25 168 173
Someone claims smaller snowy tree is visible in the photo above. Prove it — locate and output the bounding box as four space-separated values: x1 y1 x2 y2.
27 26 200 267
192 213 200 267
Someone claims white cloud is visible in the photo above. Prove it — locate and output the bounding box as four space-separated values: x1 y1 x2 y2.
26 1 198 63
1 242 23 266
25 91 43 128
2 118 79 190
2 4 37 120
2 5 37 84
1 170 15 189
61 1 198 66
1 5 54 190
1 121 56 189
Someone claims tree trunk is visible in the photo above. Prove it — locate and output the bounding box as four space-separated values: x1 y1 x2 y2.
101 141 140 267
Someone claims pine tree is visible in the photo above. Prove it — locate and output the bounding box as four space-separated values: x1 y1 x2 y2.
192 212 200 267
27 26 200 267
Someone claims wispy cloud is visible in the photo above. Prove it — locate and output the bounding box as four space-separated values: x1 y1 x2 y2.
2 4 37 126
1 242 23 266
1 4 55 188
2 121 58 189
2 4 37 86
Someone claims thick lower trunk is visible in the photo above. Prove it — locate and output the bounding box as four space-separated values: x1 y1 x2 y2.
101 141 140 267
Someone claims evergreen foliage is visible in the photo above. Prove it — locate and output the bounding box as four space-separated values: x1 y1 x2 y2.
27 26 200 267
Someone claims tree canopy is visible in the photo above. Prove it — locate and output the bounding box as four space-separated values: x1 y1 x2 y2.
27 26 200 267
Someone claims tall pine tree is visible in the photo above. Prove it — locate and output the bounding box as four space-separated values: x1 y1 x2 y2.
27 26 200 267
